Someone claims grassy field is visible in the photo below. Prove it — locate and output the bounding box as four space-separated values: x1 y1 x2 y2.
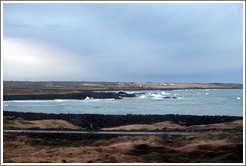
3 116 243 163
3 81 242 95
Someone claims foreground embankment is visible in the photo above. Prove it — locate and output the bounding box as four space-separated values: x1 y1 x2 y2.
3 114 243 163
3 111 242 129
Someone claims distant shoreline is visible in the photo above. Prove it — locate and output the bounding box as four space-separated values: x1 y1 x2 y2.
92 87 243 91
3 88 242 101
3 81 243 100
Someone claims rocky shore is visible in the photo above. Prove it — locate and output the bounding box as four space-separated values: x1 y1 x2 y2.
3 91 137 101
3 111 242 130
3 81 242 101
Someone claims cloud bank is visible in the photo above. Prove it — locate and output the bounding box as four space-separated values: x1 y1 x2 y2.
2 3 243 82
3 37 95 81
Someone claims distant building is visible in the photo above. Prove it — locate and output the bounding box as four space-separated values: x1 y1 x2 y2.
159 82 175 86
159 83 168 86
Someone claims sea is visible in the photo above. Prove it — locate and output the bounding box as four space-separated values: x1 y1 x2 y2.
3 89 243 117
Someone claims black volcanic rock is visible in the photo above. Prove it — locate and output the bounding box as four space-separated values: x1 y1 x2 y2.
3 91 137 101
163 96 177 99
3 111 242 129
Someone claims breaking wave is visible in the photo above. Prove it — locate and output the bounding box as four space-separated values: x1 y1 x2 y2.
161 91 170 95
4 100 49 103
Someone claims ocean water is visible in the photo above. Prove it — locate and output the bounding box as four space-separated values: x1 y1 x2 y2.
3 89 243 116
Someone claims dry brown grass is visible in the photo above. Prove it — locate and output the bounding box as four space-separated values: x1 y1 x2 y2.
102 121 187 131
3 118 243 163
3 131 243 163
4 81 242 95
3 116 82 130
102 120 243 132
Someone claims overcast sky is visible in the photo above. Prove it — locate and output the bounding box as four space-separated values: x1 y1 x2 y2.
2 3 244 83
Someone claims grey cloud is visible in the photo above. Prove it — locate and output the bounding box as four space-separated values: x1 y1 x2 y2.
3 3 243 82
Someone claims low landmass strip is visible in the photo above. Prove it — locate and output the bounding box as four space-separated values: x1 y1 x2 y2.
3 81 242 100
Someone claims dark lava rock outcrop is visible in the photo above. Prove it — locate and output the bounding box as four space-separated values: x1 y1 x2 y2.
3 91 137 101
3 111 242 130
163 96 177 99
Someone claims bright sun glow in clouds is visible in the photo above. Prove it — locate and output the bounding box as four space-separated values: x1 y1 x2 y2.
3 37 93 81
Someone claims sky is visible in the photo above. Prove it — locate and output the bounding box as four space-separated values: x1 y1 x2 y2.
2 2 244 83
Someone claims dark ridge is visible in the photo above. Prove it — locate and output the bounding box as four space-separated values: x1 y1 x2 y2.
3 111 242 130
3 91 136 101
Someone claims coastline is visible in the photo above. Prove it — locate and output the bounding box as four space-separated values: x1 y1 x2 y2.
4 81 242 95
3 111 242 129
3 81 242 101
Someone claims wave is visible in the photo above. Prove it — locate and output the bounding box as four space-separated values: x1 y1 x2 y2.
83 97 115 102
161 91 170 95
54 99 65 102
94 90 136 94
151 94 163 99
8 104 55 107
84 96 94 101
4 100 50 103
138 95 146 98
54 99 82 102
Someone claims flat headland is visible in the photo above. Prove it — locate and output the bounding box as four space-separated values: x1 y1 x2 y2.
3 81 242 100
4 81 242 95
